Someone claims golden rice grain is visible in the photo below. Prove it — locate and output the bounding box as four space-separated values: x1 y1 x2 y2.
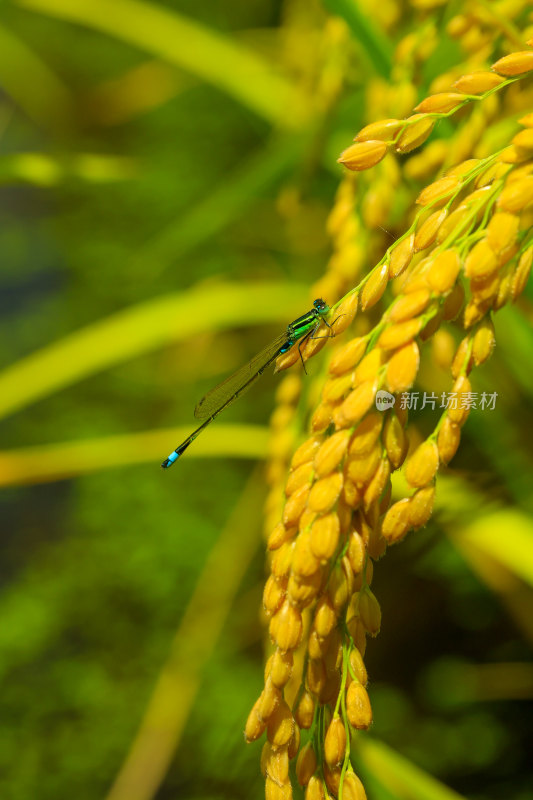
340 379 378 425
305 775 325 800
415 92 465 114
447 375 472 425
263 742 290 785
383 411 408 468
308 472 344 514
331 291 359 335
442 282 465 320
311 402 334 433
245 698 267 742
314 430 351 476
342 770 368 800
427 249 461 292
446 158 480 177
361 262 389 310
451 336 473 379
498 176 533 213
338 140 388 171
363 457 390 510
472 317 496 365
511 247 532 300
267 699 294 747
268 522 297 551
313 595 337 638
519 112 533 127
416 176 461 207
346 446 381 486
296 742 317 787
349 647 368 686
436 204 469 243
329 559 354 611
287 570 322 607
275 346 301 373
386 340 420 393
419 309 442 341
405 439 439 487
347 530 366 574
389 233 415 278
354 348 385 383
414 208 448 250
329 336 367 375
272 600 303 651
283 483 311 526
408 485 435 528
349 411 383 455
382 498 411 542
390 289 431 322
271 541 294 579
259 678 282 722
292 529 321 577
294 691 315 730
343 477 363 509
285 462 313 496
513 128 533 154
322 373 353 404
474 162 510 189
453 70 505 94
464 297 491 328
346 681 373 729
493 264 512 310
486 211 519 255
346 615 367 656
358 588 381 635
492 51 533 77
310 513 340 561
263 575 286 616
299 507 317 531
302 329 329 361
355 118 403 142
291 436 322 469
270 649 293 688
437 416 461 464
395 115 435 153
498 145 531 165
288 726 299 761
464 239 498 279
324 716 346 768
378 317 424 349
324 763 342 796
265 777 292 800
306 657 327 696
470 270 500 303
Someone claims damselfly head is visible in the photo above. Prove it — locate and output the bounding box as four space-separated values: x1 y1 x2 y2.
313 298 329 312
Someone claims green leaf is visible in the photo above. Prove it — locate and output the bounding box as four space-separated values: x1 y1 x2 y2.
12 0 299 125
0 152 136 185
0 21 73 129
130 135 304 280
322 0 392 78
455 510 533 589
356 737 468 800
0 281 308 420
0 424 270 486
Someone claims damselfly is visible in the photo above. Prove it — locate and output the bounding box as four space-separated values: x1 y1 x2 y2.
161 298 332 468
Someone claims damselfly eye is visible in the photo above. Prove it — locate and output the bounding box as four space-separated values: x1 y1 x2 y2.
313 298 327 310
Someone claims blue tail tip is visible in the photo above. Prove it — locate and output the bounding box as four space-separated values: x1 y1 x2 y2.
161 451 179 469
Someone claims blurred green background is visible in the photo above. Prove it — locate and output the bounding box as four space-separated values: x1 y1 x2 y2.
0 1 532 799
